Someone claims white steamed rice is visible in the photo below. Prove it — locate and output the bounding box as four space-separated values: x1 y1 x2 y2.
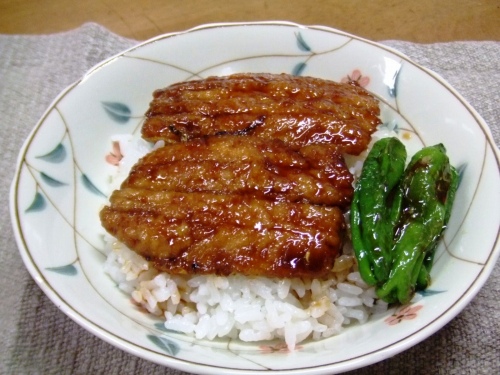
102 128 395 350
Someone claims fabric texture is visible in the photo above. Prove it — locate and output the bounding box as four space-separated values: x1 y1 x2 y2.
0 23 498 375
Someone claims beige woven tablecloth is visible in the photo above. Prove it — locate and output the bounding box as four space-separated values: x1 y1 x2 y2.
1 23 499 374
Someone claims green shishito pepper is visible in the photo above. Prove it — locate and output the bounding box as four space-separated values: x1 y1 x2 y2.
350 137 407 286
377 143 458 304
351 139 458 305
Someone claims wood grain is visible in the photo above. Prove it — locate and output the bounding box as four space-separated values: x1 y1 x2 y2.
1 0 499 42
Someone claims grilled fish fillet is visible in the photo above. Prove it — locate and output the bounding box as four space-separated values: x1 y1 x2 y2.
100 189 345 278
142 73 381 155
121 135 354 207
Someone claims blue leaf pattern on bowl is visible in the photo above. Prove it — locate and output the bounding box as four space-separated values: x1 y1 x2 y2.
25 191 47 213
457 163 467 187
295 32 312 52
387 65 402 97
102 101 132 124
292 62 307 76
40 172 67 187
36 143 67 163
418 289 446 297
381 120 400 134
147 334 180 356
46 264 78 276
81 174 106 197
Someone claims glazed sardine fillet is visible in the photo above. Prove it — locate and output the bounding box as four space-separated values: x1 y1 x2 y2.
142 73 381 155
100 190 345 278
121 135 354 207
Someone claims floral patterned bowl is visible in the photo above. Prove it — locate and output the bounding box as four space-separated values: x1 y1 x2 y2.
10 22 500 374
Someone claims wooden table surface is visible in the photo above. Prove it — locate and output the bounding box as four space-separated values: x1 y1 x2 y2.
1 0 499 42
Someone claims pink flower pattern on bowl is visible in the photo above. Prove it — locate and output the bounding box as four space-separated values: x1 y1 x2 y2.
259 342 303 354
385 304 424 326
105 141 123 166
341 69 370 87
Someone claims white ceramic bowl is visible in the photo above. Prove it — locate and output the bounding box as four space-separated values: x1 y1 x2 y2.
10 22 500 374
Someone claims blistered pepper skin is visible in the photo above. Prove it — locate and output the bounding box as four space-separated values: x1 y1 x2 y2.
350 137 407 286
377 144 459 304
